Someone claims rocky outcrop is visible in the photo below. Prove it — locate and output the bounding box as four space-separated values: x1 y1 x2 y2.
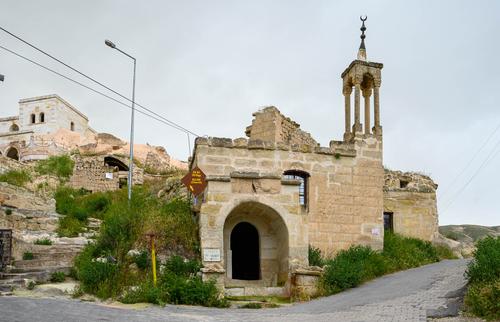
0 182 55 212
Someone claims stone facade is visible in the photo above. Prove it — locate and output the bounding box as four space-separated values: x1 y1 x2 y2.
0 95 95 161
383 170 439 241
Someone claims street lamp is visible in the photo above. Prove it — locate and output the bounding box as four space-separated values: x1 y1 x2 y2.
0 74 4 82
105 39 136 202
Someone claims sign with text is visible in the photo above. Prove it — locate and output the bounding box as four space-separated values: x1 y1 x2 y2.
203 248 221 262
181 166 207 196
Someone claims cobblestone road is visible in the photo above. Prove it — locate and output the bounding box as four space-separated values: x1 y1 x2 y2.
0 259 469 322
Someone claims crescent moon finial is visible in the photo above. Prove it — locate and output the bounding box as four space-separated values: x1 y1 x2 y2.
360 15 367 22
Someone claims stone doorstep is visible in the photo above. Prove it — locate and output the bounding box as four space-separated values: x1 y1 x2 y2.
225 286 287 297
13 259 73 269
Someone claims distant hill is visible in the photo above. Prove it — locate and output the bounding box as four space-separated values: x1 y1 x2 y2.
439 225 500 243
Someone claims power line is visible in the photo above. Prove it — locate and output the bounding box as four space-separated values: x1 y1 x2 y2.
0 25 200 137
441 136 500 213
0 44 190 133
440 122 500 198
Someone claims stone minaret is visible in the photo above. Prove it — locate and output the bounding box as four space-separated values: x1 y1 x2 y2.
341 16 383 142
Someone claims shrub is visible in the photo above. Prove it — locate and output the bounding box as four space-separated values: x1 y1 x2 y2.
382 232 439 271
163 255 201 277
465 280 500 321
23 251 34 260
5 208 12 215
241 302 262 309
134 251 150 270
0 169 31 187
34 238 53 246
308 245 325 267
466 236 500 284
321 245 387 294
26 280 36 290
50 271 66 283
74 246 119 297
35 155 74 179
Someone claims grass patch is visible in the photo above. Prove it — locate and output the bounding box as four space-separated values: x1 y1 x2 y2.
34 238 53 245
0 169 31 187
465 236 500 320
240 302 262 309
35 155 74 179
23 251 34 260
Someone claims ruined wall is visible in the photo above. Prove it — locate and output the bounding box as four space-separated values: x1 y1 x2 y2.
68 155 144 192
383 170 438 241
245 107 318 146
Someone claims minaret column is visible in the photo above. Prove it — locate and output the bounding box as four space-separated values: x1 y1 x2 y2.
373 84 381 135
343 85 352 141
353 82 362 134
363 88 372 135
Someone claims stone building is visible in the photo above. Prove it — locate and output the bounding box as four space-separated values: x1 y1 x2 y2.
191 21 439 297
0 94 96 161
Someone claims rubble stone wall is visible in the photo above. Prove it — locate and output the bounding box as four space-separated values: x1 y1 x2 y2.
383 170 439 241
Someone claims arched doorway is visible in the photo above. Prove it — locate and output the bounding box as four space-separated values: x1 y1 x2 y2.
223 201 289 286
231 222 260 280
6 147 19 161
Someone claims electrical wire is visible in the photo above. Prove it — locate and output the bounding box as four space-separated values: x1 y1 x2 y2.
0 25 200 137
0 44 189 133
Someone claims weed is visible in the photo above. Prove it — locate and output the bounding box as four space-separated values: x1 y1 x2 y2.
5 208 12 215
50 271 66 283
23 251 34 260
240 302 262 309
34 238 53 246
26 280 36 290
309 245 325 267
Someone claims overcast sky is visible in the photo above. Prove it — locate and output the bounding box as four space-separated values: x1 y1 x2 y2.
1 1 499 226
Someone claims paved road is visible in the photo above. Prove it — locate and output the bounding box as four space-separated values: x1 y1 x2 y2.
0 259 468 322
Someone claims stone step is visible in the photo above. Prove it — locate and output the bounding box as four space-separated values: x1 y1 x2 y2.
0 284 14 292
1 266 72 283
13 259 73 269
31 251 79 260
6 266 72 275
225 286 287 297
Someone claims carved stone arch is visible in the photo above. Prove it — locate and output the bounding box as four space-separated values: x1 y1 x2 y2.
9 124 19 132
6 147 19 161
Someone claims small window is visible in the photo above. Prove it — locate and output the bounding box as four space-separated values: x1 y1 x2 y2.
70 122 75 131
39 112 45 123
283 170 309 207
399 180 409 189
30 114 36 124
9 124 19 132
384 212 394 232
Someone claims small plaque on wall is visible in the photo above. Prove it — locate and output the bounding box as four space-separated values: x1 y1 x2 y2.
203 248 221 262
105 172 113 180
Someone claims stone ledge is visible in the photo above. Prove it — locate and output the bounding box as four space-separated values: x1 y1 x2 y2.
281 178 302 186
196 136 358 158
206 175 231 182
230 171 281 180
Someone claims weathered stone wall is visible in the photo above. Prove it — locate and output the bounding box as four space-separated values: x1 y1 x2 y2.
383 170 438 241
245 107 318 146
193 131 384 283
68 155 144 192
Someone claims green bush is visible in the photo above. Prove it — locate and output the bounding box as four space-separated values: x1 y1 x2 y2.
5 208 12 215
308 245 325 267
50 271 66 283
0 169 31 187
74 246 119 297
34 238 53 246
35 155 74 179
163 255 201 277
134 251 150 270
23 251 34 260
465 280 500 321
382 232 439 271
466 236 500 284
321 245 386 294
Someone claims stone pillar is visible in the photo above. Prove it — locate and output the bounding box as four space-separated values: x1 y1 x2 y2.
363 88 372 135
353 83 362 133
343 86 352 141
373 85 381 135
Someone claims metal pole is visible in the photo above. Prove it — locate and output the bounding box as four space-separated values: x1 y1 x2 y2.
128 58 136 202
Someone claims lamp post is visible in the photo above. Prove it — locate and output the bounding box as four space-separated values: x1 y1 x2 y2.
0 74 4 82
105 39 136 202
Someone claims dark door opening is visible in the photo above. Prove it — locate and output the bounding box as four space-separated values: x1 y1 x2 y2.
384 212 394 232
231 222 260 280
